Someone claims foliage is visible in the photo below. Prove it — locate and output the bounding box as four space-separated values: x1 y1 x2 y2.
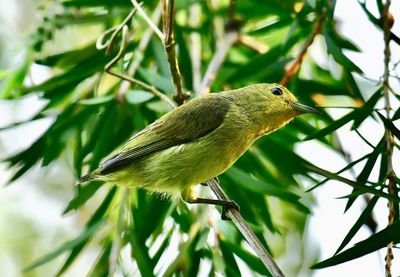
1 0 399 275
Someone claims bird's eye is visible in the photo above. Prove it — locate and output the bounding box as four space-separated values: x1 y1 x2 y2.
271 87 283 96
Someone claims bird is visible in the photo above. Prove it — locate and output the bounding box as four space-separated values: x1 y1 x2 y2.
78 83 318 218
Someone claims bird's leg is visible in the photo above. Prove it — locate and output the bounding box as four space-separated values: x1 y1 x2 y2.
182 179 240 220
200 176 219 186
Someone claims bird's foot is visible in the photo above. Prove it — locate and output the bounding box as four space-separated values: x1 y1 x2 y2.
221 200 240 220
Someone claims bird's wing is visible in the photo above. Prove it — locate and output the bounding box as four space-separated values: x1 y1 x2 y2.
99 95 232 174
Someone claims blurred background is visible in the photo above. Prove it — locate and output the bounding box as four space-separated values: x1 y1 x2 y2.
1 0 399 276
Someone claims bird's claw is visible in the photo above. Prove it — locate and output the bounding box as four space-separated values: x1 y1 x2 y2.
221 200 240 220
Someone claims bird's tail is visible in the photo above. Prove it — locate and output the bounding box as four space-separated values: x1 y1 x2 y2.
76 169 99 185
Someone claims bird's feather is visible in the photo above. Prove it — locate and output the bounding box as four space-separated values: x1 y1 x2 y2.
98 94 232 175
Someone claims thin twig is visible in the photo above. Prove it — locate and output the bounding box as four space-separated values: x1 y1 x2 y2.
162 0 189 105
130 0 164 41
109 70 176 110
382 1 395 276
116 4 163 101
206 178 285 277
102 22 176 109
96 8 138 54
280 13 326 86
199 30 239 95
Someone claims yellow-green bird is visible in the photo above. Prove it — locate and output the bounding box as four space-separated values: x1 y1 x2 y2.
79 83 318 217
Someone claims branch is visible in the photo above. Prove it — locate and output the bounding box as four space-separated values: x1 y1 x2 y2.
162 0 189 105
98 12 176 110
116 4 163 101
382 1 396 276
280 13 326 86
206 179 285 277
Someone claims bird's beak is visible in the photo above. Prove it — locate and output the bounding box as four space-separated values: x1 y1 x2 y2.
291 102 320 115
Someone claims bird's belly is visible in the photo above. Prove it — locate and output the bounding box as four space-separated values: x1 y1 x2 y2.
149 136 251 189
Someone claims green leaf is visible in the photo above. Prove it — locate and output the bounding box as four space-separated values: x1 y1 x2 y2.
87 241 112 277
138 68 174 93
152 227 174 265
56 187 117 275
249 17 292 35
304 110 356 140
63 182 103 214
344 141 382 211
351 88 382 129
305 164 400 202
195 228 210 251
125 90 155 104
220 239 272 276
336 196 379 254
393 107 400 121
225 166 302 205
128 231 155 277
377 112 400 141
150 38 171 78
312 220 400 269
79 95 114 105
324 31 362 73
305 151 373 192
225 46 284 83
62 0 131 7
219 239 241 277
1 59 31 99
24 218 105 272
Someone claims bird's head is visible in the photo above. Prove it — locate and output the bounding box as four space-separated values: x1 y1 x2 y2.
232 83 319 137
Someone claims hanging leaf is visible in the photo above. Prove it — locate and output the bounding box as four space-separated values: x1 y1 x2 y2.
312 220 400 269
336 196 379 254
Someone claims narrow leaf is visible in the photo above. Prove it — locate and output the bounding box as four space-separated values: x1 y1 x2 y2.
24 219 104 271
344 142 382 211
63 183 102 212
305 164 400 202
125 90 155 104
336 196 379 254
324 31 362 73
304 111 356 140
220 239 272 276
79 95 114 105
57 187 117 275
312 220 400 269
377 112 400 140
